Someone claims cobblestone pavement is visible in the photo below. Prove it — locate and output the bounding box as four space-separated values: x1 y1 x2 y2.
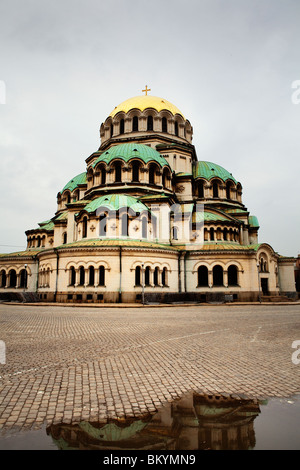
0 302 300 432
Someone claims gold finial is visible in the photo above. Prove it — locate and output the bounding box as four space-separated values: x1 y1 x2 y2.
142 85 151 96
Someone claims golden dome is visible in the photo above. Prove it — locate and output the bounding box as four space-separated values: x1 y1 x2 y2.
109 95 185 118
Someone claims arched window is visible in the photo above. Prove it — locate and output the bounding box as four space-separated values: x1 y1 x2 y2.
20 269 27 288
213 265 223 286
213 181 219 198
110 124 113 138
9 269 17 288
89 266 95 286
223 228 228 241
210 227 214 241
147 115 153 131
63 232 67 244
37 236 41 247
101 168 106 185
142 217 147 239
162 169 169 189
198 266 208 287
120 119 124 134
121 213 128 237
172 226 178 240
1 270 7 288
114 162 122 183
135 266 141 286
161 267 168 286
162 117 167 133
154 267 159 286
79 266 85 286
228 265 238 286
132 116 139 132
149 164 156 185
226 182 232 200
132 162 140 182
99 266 105 286
175 121 178 136
145 266 150 286
82 217 88 238
198 181 204 198
70 266 76 286
66 192 71 204
99 214 107 237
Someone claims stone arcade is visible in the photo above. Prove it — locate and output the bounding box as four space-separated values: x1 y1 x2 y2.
0 91 296 303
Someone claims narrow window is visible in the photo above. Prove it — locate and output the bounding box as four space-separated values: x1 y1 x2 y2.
135 266 141 286
89 266 95 286
162 117 167 133
149 164 156 185
110 124 113 138
154 267 159 286
223 228 228 241
63 232 67 244
175 121 178 136
99 266 105 286
9 270 16 288
145 266 150 286
147 115 153 131
0 270 6 288
132 162 140 182
115 163 122 183
70 266 76 286
210 227 214 241
120 119 124 134
132 116 139 132
213 181 219 198
20 269 27 288
79 266 85 286
172 226 178 240
162 267 167 286
99 214 107 237
226 182 231 199
198 181 204 198
101 168 106 185
82 217 88 238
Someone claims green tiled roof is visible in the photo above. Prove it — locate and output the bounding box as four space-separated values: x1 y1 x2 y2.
57 238 178 251
193 161 237 183
249 215 260 228
61 171 87 193
193 211 232 223
92 143 170 168
83 194 150 214
0 249 42 258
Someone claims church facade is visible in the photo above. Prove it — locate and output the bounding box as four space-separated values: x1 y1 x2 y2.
0 90 297 303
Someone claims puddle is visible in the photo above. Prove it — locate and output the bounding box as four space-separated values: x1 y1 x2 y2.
0 393 300 450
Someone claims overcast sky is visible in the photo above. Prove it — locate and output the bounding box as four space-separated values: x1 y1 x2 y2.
0 0 299 257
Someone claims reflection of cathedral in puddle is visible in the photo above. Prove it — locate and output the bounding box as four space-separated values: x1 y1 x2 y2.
47 393 261 450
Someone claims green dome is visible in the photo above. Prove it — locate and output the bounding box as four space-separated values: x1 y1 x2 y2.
83 194 150 214
92 143 170 168
193 161 237 184
61 171 87 193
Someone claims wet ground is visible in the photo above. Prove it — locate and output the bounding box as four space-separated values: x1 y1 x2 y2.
0 392 299 450
1 303 300 452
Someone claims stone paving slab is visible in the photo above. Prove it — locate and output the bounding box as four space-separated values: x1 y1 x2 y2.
0 303 300 432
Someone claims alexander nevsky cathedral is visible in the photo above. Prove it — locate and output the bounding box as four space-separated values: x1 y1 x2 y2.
0 88 297 303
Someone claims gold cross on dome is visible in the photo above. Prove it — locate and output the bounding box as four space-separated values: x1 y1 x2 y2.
142 85 151 95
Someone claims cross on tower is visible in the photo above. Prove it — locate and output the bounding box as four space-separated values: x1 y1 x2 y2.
142 85 151 96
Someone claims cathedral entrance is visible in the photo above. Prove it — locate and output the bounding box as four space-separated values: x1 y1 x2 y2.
261 278 269 295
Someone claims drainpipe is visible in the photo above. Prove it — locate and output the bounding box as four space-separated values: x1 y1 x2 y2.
119 246 122 303
54 248 59 303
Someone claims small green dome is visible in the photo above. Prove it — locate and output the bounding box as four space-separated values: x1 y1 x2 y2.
193 161 237 184
61 171 87 193
92 143 170 168
83 194 150 214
